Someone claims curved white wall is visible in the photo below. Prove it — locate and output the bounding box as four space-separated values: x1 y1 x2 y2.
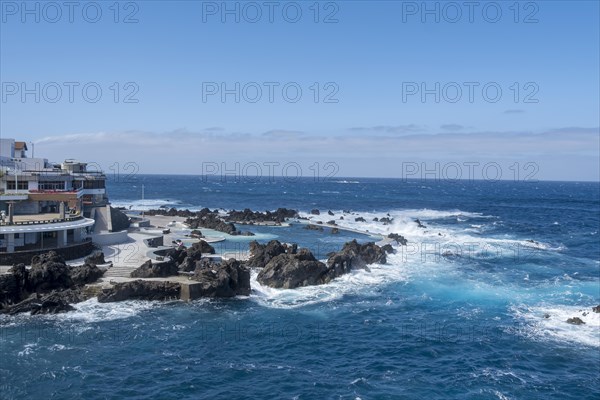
91 230 129 246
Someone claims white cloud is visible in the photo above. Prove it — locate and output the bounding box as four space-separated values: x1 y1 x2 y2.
440 124 465 131
348 125 425 134
262 129 305 139
30 127 600 180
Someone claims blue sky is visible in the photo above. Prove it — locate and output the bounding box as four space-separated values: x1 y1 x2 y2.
0 0 599 180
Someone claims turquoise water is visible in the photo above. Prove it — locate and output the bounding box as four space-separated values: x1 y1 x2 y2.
1 177 599 399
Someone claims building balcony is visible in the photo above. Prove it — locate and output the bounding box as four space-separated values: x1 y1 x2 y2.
0 212 84 227
0 193 29 201
28 189 78 193
0 215 94 231
78 188 106 195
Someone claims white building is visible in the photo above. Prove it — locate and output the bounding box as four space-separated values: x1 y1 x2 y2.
0 138 114 259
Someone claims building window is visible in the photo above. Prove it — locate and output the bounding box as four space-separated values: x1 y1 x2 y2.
39 181 66 190
83 179 105 189
7 181 28 190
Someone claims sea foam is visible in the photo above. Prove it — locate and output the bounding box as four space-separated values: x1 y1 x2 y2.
510 304 600 348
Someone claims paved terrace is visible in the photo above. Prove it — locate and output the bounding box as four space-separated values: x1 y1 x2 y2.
13 213 61 222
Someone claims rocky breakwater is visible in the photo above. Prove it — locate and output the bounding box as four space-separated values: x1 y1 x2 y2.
144 208 198 218
0 251 105 315
387 233 408 246
130 259 180 278
129 240 217 278
96 239 251 302
256 247 329 289
146 207 298 234
325 239 387 278
188 259 251 297
99 257 251 302
225 208 298 224
184 208 239 235
252 239 387 289
184 208 254 236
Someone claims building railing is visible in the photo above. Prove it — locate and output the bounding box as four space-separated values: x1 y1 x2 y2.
28 189 79 194
22 170 105 175
0 191 29 196
1 189 103 196
1 215 83 226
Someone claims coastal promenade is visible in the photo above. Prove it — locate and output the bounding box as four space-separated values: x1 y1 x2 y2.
0 211 383 302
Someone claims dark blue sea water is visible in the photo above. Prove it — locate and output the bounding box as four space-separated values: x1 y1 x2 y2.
2 176 599 399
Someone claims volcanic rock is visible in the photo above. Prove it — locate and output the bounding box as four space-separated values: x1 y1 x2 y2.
246 240 296 269
98 280 181 302
257 249 328 289
130 259 179 278
387 233 408 246
190 259 251 297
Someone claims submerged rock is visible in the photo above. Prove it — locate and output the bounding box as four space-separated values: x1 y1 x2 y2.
310 209 320 215
566 317 585 325
355 217 366 222
387 233 408 246
4 295 74 315
1 289 85 315
381 244 395 254
415 219 427 228
304 224 324 231
442 251 461 258
592 305 600 313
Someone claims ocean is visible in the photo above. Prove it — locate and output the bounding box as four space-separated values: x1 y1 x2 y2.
1 176 599 399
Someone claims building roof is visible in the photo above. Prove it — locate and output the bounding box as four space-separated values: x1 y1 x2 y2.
14 141 28 151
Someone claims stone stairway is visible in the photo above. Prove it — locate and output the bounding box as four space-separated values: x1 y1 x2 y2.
103 265 137 278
